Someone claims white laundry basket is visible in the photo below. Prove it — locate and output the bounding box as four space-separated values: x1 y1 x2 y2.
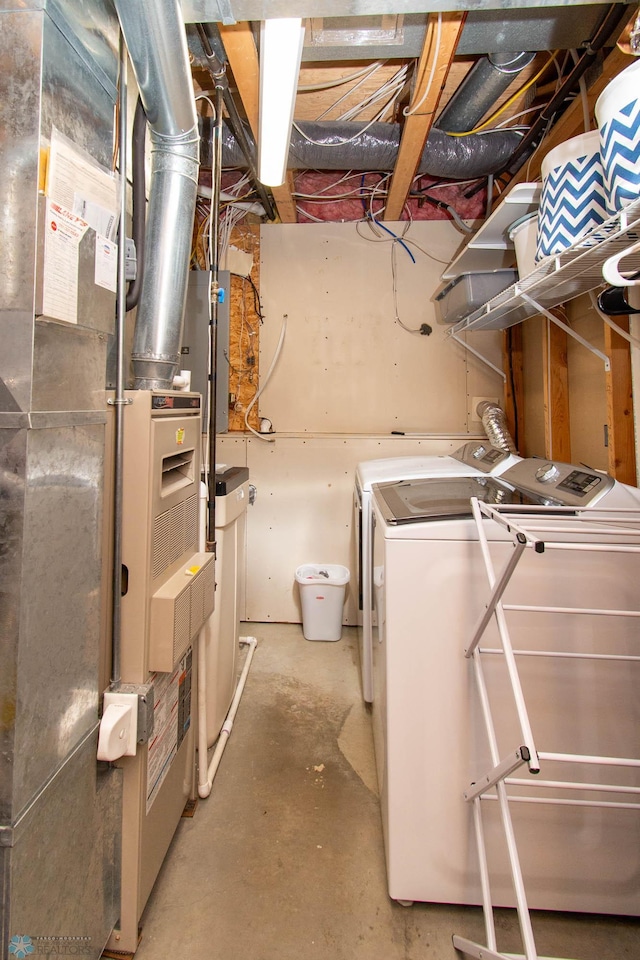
295 564 350 641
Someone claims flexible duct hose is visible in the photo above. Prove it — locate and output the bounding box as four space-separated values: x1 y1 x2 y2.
200 119 522 180
477 401 518 454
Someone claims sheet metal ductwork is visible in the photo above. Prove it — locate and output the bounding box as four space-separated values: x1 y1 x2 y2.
115 0 199 390
202 119 522 180
436 51 535 134
477 401 518 454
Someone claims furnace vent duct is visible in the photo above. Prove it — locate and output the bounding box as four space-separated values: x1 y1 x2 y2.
477 401 518 454
201 120 522 180
115 0 200 390
436 52 535 134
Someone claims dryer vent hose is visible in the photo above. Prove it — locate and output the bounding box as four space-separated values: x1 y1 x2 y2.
477 401 518 455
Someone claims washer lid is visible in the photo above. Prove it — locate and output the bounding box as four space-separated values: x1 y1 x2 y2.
373 475 556 525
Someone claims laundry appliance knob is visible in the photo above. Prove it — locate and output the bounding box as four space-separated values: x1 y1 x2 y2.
535 462 560 483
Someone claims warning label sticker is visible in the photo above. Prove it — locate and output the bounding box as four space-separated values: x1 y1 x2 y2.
146 648 192 813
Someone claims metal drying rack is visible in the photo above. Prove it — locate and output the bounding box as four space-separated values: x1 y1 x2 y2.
453 500 640 960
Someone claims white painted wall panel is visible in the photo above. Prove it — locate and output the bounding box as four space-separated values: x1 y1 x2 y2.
217 220 506 625
218 433 484 624
259 222 503 434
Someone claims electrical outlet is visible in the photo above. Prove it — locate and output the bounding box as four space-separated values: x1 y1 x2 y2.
470 396 500 422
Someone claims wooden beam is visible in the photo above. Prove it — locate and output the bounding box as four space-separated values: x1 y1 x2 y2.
218 22 297 224
502 326 525 455
542 308 571 461
384 12 465 221
218 23 260 132
604 317 637 483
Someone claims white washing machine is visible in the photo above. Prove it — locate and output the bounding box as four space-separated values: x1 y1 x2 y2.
371 460 640 914
354 441 519 702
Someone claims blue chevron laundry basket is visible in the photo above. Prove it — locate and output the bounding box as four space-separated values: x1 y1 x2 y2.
596 59 640 216
536 130 608 261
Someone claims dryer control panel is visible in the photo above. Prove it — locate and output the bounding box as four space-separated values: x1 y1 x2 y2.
452 441 511 473
500 459 614 507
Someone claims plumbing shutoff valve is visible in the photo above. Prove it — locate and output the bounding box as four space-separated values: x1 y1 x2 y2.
97 692 139 761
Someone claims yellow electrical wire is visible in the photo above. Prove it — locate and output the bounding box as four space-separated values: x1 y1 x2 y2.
444 50 560 137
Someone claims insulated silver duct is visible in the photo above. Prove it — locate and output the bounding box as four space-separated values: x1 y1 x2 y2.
114 0 200 390
202 119 522 180
477 401 518 455
436 52 535 134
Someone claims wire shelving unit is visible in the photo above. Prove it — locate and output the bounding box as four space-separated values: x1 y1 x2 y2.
445 198 640 336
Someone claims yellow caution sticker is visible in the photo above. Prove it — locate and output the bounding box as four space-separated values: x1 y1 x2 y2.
176 427 185 445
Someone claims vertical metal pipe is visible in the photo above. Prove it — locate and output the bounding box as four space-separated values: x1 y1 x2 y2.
206 75 225 549
111 35 128 686
115 0 200 390
125 97 147 313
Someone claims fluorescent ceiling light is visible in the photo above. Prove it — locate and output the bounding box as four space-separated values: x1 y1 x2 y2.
258 18 305 187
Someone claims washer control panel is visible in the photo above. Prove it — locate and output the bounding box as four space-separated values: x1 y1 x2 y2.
500 459 614 506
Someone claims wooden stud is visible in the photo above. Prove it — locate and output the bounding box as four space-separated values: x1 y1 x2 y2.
384 12 465 221
542 308 571 461
604 317 637 483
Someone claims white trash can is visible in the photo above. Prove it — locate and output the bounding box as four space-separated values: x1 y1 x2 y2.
295 564 350 641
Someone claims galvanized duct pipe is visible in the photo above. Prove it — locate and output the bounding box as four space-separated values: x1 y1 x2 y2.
201 119 522 180
114 0 200 390
477 401 518 455
436 51 535 134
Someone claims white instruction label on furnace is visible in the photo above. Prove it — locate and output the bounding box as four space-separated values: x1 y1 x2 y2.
42 200 88 324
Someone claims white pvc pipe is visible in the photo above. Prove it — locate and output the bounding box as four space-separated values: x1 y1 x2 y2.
197 622 210 794
198 636 257 798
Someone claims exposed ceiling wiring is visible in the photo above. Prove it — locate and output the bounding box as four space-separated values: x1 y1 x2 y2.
314 60 388 120
337 64 409 121
298 61 386 94
293 106 395 147
403 12 442 118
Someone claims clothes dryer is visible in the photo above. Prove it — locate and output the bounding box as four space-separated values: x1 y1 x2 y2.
354 441 519 701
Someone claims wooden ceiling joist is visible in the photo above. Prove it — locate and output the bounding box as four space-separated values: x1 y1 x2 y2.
218 22 297 224
383 12 465 222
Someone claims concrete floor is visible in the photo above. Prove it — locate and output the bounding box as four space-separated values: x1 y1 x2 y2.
134 623 640 960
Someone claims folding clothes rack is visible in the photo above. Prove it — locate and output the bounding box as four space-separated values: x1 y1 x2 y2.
453 500 640 960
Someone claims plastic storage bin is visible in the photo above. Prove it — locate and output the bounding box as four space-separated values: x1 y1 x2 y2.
295 564 350 641
508 212 538 278
535 130 607 260
435 270 518 324
596 57 640 215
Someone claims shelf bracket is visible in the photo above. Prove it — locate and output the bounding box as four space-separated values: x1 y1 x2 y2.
520 292 611 372
449 332 507 381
